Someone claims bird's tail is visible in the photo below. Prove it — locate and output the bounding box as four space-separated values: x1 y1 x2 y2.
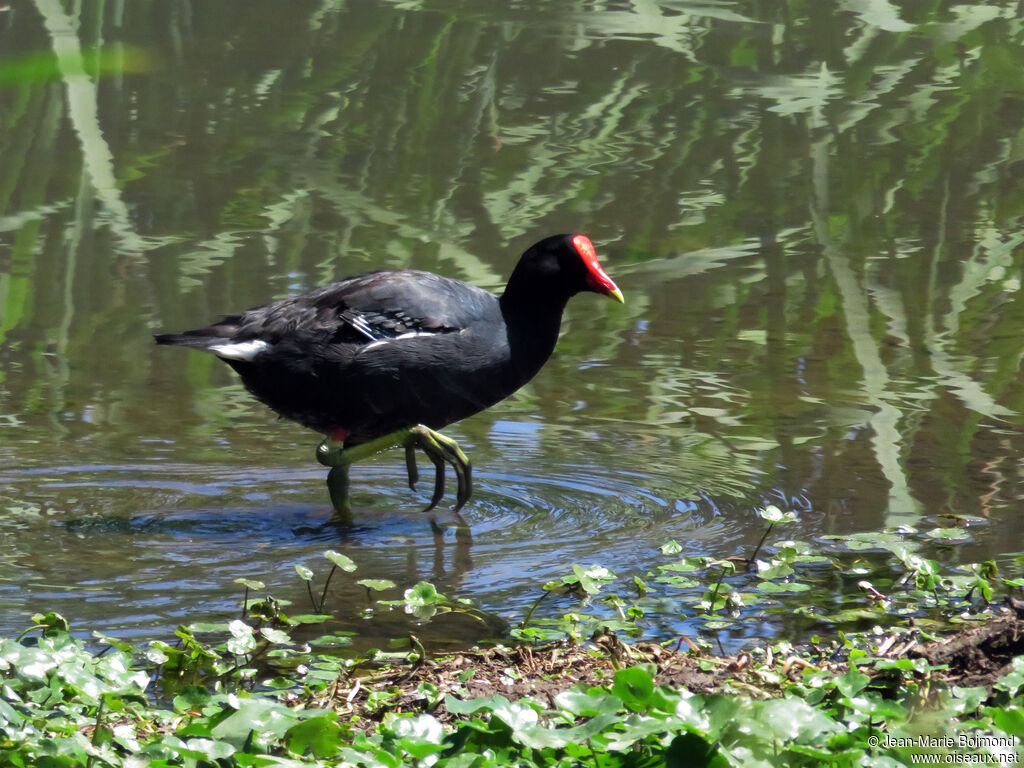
154 326 236 349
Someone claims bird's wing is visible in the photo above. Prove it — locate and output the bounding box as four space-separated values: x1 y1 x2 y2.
234 270 494 345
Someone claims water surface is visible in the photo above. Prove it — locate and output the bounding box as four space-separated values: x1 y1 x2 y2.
1 0 1023 646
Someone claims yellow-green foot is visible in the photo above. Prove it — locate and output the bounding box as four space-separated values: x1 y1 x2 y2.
316 424 472 513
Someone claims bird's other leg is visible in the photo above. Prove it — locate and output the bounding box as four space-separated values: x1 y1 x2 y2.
316 424 472 513
404 425 473 512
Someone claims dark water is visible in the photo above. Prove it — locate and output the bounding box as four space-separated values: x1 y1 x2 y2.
1 0 1023 646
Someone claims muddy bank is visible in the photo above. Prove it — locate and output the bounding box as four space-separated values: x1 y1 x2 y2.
322 610 1024 723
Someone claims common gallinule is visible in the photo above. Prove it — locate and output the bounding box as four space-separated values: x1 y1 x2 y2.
156 234 623 515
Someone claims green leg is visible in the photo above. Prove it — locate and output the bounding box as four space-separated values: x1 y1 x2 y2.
315 424 473 513
325 465 353 523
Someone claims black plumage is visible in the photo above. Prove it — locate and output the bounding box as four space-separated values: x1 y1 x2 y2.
156 233 622 451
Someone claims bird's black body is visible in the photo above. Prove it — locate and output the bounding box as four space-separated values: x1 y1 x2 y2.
156 234 622 447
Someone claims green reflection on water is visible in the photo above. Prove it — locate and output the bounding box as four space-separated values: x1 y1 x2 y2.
1 0 1023 641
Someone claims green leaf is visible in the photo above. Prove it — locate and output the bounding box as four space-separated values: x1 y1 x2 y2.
758 696 839 742
836 670 871 699
757 580 811 593
950 686 988 714
633 575 649 596
324 550 357 572
988 705 1024 737
259 627 292 645
509 626 566 644
173 686 213 713
758 505 797 524
489 699 539 731
660 557 711 572
92 632 133 653
234 578 266 591
295 565 314 581
554 689 623 716
309 634 354 646
653 574 700 589
572 564 613 594
145 644 171 665
0 697 25 725
611 665 656 713
994 657 1024 697
389 714 445 758
357 579 397 592
874 658 929 673
31 612 70 634
166 738 237 761
924 527 970 542
444 694 511 716
756 559 795 580
210 697 299 745
665 731 725 766
285 714 343 758
226 620 256 656
404 582 440 605
513 723 572 750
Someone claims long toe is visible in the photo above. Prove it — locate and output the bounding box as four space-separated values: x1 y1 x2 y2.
405 426 448 512
404 444 420 491
454 458 472 511
424 450 446 512
430 432 472 510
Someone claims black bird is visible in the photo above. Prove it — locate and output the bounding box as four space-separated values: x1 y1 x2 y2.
155 234 623 515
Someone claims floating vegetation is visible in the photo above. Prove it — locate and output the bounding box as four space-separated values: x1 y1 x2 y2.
1 525 1023 766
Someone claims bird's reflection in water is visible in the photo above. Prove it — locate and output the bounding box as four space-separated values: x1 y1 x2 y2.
428 511 473 580
297 503 475 585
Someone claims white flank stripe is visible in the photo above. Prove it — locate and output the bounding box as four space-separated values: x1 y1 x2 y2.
211 339 270 360
362 330 433 352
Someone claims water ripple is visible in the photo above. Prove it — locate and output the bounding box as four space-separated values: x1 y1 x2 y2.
0 456 750 638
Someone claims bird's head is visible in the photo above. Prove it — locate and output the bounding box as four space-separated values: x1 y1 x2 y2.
509 233 624 305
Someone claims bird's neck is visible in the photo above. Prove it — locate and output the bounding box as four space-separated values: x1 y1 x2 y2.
499 279 571 382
